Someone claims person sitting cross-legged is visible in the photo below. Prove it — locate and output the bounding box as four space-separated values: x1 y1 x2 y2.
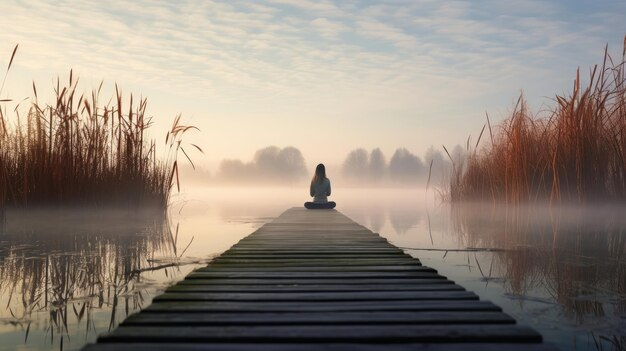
304 163 336 210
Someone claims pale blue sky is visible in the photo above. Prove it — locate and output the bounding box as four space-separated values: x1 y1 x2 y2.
1 0 625 169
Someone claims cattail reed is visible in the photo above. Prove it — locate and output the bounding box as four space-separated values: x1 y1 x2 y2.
0 49 197 209
449 37 626 204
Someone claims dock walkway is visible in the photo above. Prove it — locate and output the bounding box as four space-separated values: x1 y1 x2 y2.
85 207 555 350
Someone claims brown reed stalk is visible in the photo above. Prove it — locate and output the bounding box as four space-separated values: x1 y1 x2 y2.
0 48 199 209
451 37 626 204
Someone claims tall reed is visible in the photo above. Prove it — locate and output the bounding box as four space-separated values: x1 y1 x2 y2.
0 46 198 209
449 37 626 204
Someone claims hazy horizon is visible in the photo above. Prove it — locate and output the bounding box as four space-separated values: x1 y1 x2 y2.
176 144 460 188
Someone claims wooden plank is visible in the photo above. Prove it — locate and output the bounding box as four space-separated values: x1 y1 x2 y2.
245 236 382 240
212 257 418 262
234 242 391 247
234 242 395 245
143 300 503 313
223 247 400 251
227 246 402 249
122 311 516 325
220 247 404 257
188 270 428 273
186 271 444 279
218 253 411 258
240 239 390 243
98 324 542 343
242 235 384 237
210 257 419 262
204 264 420 270
249 232 377 236
165 283 466 292
194 265 429 272
176 278 456 285
243 239 387 242
152 291 479 302
239 230 385 234
85 343 558 351
219 255 413 260
203 263 424 268
230 245 399 249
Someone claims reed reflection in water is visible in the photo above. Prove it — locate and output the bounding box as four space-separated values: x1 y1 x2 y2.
0 208 195 351
449 204 625 349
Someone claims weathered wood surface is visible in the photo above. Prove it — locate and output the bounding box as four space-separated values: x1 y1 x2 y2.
84 207 555 350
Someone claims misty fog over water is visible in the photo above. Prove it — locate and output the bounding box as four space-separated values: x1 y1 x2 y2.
0 187 624 350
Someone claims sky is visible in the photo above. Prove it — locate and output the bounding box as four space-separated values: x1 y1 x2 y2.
1 0 625 171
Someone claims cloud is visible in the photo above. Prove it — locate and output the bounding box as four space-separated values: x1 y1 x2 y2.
3 0 618 99
311 17 350 38
266 0 341 16
355 18 417 50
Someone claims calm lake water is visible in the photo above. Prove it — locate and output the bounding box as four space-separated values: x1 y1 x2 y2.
0 187 624 350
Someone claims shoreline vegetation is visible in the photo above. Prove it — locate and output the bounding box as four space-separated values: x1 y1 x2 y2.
0 45 200 211
448 37 626 205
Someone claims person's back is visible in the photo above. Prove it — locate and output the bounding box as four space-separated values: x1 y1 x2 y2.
305 163 336 209
311 178 331 203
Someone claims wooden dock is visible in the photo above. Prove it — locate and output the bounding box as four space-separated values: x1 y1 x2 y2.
84 207 555 350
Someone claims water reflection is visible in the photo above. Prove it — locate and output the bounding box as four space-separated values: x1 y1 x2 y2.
367 206 385 233
388 207 423 235
0 209 187 350
367 201 626 351
451 204 626 317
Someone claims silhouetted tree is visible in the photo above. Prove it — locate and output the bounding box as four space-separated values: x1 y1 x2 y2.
368 148 386 183
388 148 425 183
342 148 369 182
276 146 308 182
424 145 447 184
254 146 281 178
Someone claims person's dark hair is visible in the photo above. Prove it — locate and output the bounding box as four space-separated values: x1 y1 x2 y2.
312 163 326 184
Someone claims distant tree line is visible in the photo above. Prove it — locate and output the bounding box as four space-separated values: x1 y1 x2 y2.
188 144 467 186
342 146 466 185
217 146 307 184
